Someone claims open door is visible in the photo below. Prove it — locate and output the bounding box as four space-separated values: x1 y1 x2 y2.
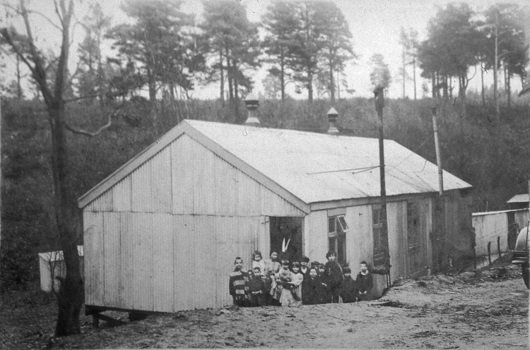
270 217 303 262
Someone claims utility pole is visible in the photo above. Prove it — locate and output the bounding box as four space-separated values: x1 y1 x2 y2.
0 97 2 257
374 87 391 283
431 106 445 271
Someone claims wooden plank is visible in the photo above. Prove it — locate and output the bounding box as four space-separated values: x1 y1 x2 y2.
345 205 372 269
150 148 172 213
90 191 113 212
132 213 154 311
103 212 120 307
257 216 270 261
131 162 153 212
184 125 310 214
304 210 328 262
83 211 104 306
152 213 174 312
173 214 195 310
194 216 214 308
215 216 237 307
118 212 134 309
171 136 194 214
424 199 433 267
113 177 131 211
387 201 402 281
78 122 188 209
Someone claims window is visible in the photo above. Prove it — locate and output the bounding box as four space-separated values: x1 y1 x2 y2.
372 205 385 266
328 215 348 265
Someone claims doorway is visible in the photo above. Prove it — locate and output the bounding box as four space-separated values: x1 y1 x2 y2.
270 217 303 262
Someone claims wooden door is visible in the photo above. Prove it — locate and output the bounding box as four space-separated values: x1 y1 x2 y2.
407 202 423 275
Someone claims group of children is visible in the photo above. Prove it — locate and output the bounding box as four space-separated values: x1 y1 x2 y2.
229 250 373 307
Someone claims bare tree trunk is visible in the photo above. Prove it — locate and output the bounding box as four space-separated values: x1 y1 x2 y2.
1 0 84 336
16 55 22 100
226 49 233 103
147 68 157 103
412 57 417 101
219 49 224 104
329 53 335 103
234 71 240 124
307 67 313 102
280 47 285 102
480 62 485 107
505 65 511 108
50 105 83 337
402 46 406 99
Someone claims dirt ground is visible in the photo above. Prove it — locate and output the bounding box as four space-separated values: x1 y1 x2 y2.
1 264 528 349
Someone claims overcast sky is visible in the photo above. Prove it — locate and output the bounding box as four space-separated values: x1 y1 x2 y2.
3 0 529 99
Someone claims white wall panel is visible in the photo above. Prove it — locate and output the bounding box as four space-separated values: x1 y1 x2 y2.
103 212 120 306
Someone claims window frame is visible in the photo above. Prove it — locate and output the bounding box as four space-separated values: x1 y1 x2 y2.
328 214 348 265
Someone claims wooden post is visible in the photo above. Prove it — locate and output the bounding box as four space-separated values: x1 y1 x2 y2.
0 97 2 257
432 106 445 271
487 242 492 266
374 87 390 283
497 236 501 259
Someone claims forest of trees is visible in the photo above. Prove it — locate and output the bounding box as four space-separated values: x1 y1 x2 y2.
0 0 529 337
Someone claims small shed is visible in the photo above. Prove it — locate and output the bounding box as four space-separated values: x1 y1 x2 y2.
507 193 530 210
79 119 473 314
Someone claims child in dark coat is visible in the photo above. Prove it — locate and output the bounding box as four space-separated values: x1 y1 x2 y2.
324 251 343 303
317 263 331 303
340 266 358 303
248 266 266 307
302 267 322 305
356 261 373 301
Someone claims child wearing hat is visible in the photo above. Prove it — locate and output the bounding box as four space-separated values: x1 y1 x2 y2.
324 251 343 303
340 266 358 303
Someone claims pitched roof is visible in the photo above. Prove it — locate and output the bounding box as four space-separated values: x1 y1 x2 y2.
78 119 471 209
507 194 529 204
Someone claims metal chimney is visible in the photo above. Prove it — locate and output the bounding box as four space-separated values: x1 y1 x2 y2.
244 94 260 126
327 107 339 134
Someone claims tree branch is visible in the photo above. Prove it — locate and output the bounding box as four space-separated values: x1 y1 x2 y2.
27 9 62 31
54 0 64 27
64 106 121 137
19 0 54 104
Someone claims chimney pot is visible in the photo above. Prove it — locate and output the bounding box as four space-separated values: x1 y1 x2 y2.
327 107 339 134
244 94 260 126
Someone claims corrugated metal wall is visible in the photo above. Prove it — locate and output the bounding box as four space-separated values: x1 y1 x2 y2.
345 205 373 270
444 191 473 261
84 134 301 312
387 201 407 281
305 198 434 282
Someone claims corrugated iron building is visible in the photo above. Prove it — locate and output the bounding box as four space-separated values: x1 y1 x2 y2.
79 119 473 313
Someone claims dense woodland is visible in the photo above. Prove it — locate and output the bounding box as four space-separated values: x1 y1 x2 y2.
0 0 529 337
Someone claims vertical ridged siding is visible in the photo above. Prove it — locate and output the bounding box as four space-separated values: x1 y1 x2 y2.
83 133 302 312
